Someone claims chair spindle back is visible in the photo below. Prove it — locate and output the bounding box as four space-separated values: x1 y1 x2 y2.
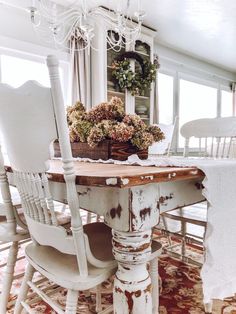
180 117 236 158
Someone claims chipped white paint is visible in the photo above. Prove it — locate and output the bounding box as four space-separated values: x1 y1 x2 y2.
121 178 129 185
130 184 160 231
113 229 152 314
168 173 176 179
190 170 199 175
159 179 205 213
140 175 154 181
105 178 118 186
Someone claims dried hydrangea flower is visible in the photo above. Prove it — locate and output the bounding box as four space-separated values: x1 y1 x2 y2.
87 126 105 148
110 122 134 142
67 101 86 125
69 126 79 143
69 110 84 124
148 125 165 142
131 131 154 150
96 120 114 137
109 97 125 118
72 119 93 143
86 98 125 123
123 114 147 132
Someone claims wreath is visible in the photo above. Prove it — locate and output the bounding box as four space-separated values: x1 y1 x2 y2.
111 51 159 96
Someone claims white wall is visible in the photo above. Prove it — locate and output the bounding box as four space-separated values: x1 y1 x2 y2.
0 3 69 61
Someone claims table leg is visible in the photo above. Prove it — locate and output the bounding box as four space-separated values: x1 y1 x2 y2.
112 229 152 314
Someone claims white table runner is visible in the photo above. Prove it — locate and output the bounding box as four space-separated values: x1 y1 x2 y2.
74 155 236 303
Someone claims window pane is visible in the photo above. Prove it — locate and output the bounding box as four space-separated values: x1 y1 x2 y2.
179 79 217 147
221 90 233 117
158 73 174 125
1 55 50 87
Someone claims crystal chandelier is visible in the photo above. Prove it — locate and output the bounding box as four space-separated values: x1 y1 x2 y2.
29 0 145 52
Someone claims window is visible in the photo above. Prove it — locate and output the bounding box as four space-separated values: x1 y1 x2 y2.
179 79 217 147
158 73 174 125
1 55 50 88
221 90 233 117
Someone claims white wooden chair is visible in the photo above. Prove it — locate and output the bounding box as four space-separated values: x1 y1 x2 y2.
0 57 118 314
161 117 236 266
149 116 178 157
0 55 162 314
0 145 30 313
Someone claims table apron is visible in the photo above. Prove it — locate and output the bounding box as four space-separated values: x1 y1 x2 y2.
48 177 204 232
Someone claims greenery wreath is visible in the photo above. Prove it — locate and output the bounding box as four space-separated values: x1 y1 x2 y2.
111 51 159 96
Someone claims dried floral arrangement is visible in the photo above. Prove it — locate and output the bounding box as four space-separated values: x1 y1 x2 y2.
67 97 164 150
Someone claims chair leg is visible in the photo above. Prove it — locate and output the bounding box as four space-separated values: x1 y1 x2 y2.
161 216 172 246
96 284 102 313
204 301 213 313
86 212 92 224
150 257 159 314
65 289 79 314
0 241 18 314
14 263 35 314
181 217 187 261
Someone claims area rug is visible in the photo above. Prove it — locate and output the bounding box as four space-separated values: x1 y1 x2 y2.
1 237 236 314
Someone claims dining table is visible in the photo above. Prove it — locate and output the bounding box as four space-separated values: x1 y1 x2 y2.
5 159 205 314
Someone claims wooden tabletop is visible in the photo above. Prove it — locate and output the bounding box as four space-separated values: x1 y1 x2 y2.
5 159 204 188
45 159 204 188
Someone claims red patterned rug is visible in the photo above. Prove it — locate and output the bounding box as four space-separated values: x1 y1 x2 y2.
1 238 236 314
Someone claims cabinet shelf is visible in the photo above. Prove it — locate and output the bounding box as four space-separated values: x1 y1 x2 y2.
135 95 149 100
108 90 125 96
135 50 150 57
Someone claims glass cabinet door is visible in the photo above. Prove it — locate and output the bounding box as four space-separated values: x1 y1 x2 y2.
107 30 126 106
134 40 151 124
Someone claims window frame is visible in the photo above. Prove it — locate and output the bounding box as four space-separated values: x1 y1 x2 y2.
157 67 234 153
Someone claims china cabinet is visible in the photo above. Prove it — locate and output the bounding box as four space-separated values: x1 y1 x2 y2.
91 13 156 125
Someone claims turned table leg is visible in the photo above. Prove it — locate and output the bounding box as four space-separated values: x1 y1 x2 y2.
112 229 152 314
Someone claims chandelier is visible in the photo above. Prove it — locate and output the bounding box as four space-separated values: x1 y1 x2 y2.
29 0 145 52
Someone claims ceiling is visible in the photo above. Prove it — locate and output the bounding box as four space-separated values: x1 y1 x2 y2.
2 0 236 72
59 0 236 72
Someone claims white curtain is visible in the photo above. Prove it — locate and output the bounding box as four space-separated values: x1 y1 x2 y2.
69 37 91 109
232 82 236 116
153 56 160 124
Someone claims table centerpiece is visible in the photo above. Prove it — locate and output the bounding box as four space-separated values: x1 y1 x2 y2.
54 97 164 161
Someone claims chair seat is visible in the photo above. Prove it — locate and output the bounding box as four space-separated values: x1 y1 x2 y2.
25 223 117 291
83 222 115 262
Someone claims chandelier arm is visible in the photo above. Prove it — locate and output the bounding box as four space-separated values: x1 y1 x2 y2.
52 9 84 22
90 8 120 24
53 19 82 45
30 1 144 52
54 12 82 28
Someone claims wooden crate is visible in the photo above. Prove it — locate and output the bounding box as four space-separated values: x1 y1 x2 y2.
53 140 148 161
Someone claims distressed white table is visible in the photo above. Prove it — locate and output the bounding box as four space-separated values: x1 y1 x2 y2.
6 160 205 314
